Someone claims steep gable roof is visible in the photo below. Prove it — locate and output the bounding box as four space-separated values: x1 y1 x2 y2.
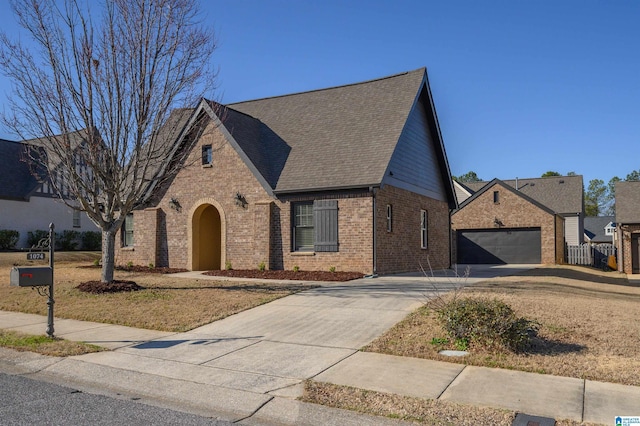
224 68 451 197
457 178 556 215
615 181 640 223
464 175 583 214
0 139 43 201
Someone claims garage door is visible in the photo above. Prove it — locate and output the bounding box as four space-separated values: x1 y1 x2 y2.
457 228 541 264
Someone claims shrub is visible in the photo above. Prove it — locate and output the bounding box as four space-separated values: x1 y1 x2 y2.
258 261 266 271
293 265 300 272
56 230 81 251
435 297 539 352
81 231 101 251
329 266 336 273
27 230 49 248
225 261 232 270
0 230 19 250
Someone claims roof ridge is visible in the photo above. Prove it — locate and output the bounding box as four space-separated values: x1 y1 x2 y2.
228 67 426 106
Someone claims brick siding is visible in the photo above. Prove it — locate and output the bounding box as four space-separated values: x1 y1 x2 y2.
617 224 640 273
451 183 560 264
116 122 452 275
376 185 451 273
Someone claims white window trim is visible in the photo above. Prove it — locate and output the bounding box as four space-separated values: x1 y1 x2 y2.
386 204 392 232
72 210 81 228
420 210 428 249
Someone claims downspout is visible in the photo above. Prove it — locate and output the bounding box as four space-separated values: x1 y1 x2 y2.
368 186 379 278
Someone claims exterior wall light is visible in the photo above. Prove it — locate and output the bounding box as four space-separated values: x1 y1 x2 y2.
169 197 181 212
235 192 248 208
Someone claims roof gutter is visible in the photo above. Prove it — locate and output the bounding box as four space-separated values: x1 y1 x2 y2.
273 183 381 196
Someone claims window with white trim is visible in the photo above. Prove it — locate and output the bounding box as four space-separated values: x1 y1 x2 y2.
420 210 428 249
202 144 212 166
122 213 134 247
386 204 392 232
293 202 314 251
72 210 81 228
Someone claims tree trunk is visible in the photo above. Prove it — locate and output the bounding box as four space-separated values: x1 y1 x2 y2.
101 229 116 283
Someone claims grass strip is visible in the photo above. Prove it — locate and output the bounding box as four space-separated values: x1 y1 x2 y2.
0 329 105 357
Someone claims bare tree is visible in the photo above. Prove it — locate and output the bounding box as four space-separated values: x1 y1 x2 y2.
0 0 217 283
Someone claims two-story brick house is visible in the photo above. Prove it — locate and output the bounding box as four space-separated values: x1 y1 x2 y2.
116 68 457 275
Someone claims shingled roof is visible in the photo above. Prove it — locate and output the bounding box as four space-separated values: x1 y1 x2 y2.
615 181 640 223
224 68 434 193
0 139 43 201
584 215 615 243
463 175 584 214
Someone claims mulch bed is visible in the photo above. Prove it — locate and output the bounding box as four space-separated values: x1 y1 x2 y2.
79 265 188 274
203 269 364 282
116 265 189 274
76 280 144 294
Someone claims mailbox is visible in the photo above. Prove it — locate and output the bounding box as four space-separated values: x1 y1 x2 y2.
10 266 53 287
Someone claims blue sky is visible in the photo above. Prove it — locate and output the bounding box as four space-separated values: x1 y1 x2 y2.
1 1 638 186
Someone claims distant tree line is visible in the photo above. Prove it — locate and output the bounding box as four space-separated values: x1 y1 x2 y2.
453 169 640 217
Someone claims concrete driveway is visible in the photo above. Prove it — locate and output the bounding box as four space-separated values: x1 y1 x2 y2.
71 264 536 394
21 264 536 421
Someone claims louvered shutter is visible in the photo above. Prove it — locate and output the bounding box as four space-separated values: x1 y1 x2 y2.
313 200 338 252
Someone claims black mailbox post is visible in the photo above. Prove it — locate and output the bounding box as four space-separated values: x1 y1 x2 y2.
10 223 55 337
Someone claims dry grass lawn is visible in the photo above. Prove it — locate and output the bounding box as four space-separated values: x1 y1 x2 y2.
364 264 640 386
0 252 315 332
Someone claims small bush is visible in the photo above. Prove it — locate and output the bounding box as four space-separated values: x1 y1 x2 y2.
225 261 232 270
293 265 300 272
435 297 539 352
81 231 101 251
27 230 50 248
0 230 19 250
56 230 81 251
329 266 336 273
258 261 266 271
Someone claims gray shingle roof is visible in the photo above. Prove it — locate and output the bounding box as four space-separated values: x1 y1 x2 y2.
464 175 584 214
0 139 43 201
615 181 640 223
584 215 615 242
226 68 428 193
457 178 556 215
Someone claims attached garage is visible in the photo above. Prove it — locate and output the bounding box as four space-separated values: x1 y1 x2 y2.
457 227 541 264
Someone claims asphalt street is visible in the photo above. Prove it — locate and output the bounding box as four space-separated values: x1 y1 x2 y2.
0 372 232 425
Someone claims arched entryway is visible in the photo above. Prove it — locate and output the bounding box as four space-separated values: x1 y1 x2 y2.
191 203 223 270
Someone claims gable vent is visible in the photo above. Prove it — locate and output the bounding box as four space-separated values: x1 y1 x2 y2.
559 180 565 184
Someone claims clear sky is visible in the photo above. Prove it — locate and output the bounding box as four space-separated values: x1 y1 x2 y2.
1 1 638 187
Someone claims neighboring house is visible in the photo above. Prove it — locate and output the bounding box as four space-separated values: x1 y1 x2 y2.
584 216 615 244
453 180 473 204
451 175 584 264
614 181 640 274
0 138 98 249
116 68 457 274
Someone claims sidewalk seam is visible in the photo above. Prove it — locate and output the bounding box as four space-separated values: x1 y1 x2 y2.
436 365 467 400
232 395 274 423
580 379 586 422
308 349 359 380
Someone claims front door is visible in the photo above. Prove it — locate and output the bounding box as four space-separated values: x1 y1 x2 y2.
192 204 222 270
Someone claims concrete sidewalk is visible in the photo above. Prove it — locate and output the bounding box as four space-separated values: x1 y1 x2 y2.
1 267 639 425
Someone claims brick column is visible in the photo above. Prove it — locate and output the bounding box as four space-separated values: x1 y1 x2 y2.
253 201 273 269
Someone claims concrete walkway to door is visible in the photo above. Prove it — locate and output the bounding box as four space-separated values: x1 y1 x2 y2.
7 264 637 424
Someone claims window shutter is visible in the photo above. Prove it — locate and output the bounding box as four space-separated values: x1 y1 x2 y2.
314 200 338 252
